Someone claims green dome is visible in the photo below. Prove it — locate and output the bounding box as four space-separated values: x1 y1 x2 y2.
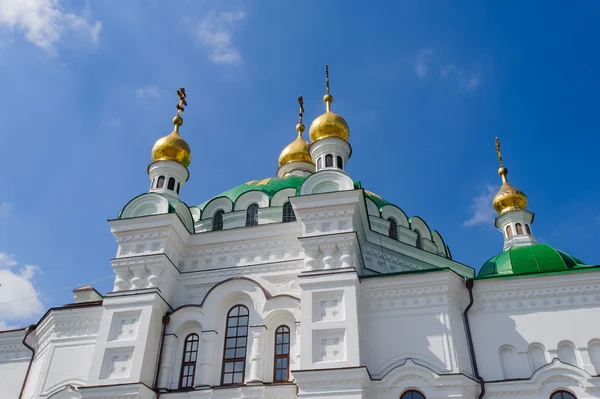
478 244 587 278
197 175 390 210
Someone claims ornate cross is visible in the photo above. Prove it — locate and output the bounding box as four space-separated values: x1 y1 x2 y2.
325 65 330 94
176 88 187 117
495 137 504 168
298 96 304 124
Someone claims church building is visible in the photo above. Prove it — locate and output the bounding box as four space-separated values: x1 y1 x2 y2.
2 69 600 399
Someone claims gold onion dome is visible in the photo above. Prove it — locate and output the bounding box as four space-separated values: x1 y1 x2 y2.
151 89 192 168
279 96 313 167
278 123 313 166
309 65 350 143
492 138 528 215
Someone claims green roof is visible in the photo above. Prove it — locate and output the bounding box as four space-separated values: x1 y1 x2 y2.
478 244 588 278
198 175 390 211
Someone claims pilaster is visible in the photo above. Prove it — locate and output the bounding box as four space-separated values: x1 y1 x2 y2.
247 325 268 383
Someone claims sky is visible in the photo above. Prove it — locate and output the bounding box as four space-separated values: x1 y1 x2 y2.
0 0 599 329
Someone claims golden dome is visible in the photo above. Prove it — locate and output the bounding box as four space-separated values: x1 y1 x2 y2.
309 94 350 143
151 115 192 167
278 123 313 167
492 167 528 214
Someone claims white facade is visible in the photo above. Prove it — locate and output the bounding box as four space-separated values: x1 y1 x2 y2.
2 110 599 399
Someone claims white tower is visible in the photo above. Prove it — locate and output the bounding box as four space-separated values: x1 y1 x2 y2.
148 88 192 202
309 65 351 173
492 137 537 250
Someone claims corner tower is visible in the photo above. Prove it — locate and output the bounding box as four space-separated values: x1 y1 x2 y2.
148 88 191 201
492 137 537 250
309 65 351 172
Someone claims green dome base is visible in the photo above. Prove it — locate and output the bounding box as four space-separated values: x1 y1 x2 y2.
478 244 587 278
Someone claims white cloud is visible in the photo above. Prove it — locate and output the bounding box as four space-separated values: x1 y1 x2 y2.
0 253 43 329
462 184 499 227
465 70 481 91
414 47 433 78
0 202 11 217
195 11 245 64
0 0 102 56
136 85 161 100
439 64 456 79
0 252 17 267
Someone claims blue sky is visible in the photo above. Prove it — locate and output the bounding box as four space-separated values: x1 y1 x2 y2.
0 0 599 329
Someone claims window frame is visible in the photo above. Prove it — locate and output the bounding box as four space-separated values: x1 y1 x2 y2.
325 154 333 167
506 225 513 238
212 209 225 231
246 204 259 227
400 390 426 399
282 202 296 223
550 390 577 399
167 177 176 191
273 325 291 382
516 223 523 235
157 175 165 188
179 333 199 389
388 218 398 240
221 305 249 386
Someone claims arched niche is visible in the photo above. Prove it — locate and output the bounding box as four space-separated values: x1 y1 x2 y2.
175 202 194 233
557 340 579 367
381 204 409 228
499 345 520 379
119 192 170 219
201 197 234 220
528 343 548 372
234 191 269 211
299 170 354 196
365 198 380 217
271 188 297 207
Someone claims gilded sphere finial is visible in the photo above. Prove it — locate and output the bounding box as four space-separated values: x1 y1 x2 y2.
173 115 183 126
498 167 507 176
296 123 305 133
323 93 333 104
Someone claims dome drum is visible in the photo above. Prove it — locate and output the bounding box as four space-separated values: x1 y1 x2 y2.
310 136 352 172
148 160 189 200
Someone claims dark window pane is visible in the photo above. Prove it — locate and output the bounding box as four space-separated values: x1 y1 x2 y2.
212 210 224 231
238 316 248 326
157 176 165 188
282 202 296 223
223 373 233 384
516 223 523 234
225 348 235 358
246 204 259 226
388 218 398 240
233 373 243 383
325 154 333 167
238 327 247 336
526 224 531 235
239 307 249 316
234 361 244 372
337 156 343 168
237 337 246 347
235 348 246 357
176 182 180 194
167 177 176 190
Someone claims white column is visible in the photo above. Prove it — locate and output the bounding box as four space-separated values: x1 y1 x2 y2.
200 331 218 386
157 334 177 389
247 326 267 383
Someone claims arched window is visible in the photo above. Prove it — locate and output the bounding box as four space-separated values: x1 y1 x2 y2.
401 390 426 399
222 305 249 385
515 223 523 235
415 230 422 249
337 156 343 169
168 177 176 191
550 391 577 399
179 333 199 389
506 225 513 238
273 325 290 382
282 202 296 223
177 182 181 194
212 210 224 231
388 218 398 240
157 176 165 188
325 154 333 167
317 157 322 169
246 204 259 227
525 224 531 235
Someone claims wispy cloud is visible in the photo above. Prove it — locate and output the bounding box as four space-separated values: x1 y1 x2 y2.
0 252 43 329
136 85 161 100
194 11 245 64
0 202 11 217
0 0 102 56
440 64 482 92
414 47 433 78
462 184 499 227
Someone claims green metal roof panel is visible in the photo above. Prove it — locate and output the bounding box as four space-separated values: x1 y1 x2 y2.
478 244 589 278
